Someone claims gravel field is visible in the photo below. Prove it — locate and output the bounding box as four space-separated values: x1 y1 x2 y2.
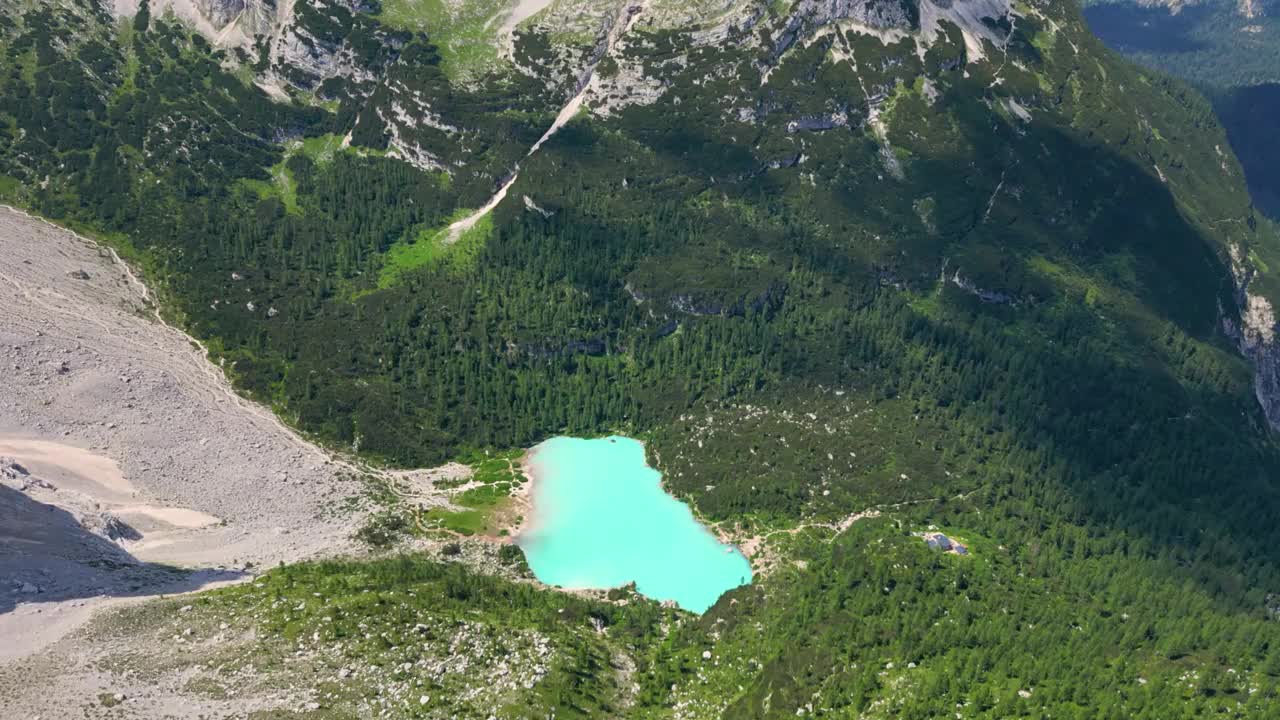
0 206 370 714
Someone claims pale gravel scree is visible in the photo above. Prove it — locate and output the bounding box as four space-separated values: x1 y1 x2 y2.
0 206 371 698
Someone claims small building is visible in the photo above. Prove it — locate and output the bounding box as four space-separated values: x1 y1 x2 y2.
923 532 968 555
924 532 953 551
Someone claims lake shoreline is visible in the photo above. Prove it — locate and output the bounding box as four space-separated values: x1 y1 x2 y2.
508 444 543 544
511 435 752 612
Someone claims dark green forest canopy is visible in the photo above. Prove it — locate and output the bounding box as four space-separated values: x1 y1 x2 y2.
5 0 1280 715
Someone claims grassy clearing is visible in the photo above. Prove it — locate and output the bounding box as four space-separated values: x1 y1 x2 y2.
235 134 372 213
295 133 347 164
462 449 528 483
423 506 491 535
353 448 528 543
376 0 512 81
237 168 297 213
377 211 493 287
457 483 512 510
426 449 527 537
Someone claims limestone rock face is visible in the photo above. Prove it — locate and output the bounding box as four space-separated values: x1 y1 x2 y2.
1221 234 1280 431
194 0 250 29
1249 339 1280 429
112 0 278 48
272 18 347 88
796 0 921 29
1226 290 1280 430
1126 0 1272 19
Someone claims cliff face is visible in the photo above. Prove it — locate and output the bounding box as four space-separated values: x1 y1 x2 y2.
794 0 921 29
1225 248 1280 429
1238 303 1280 428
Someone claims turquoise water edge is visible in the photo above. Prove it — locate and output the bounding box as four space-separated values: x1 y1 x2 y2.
517 436 752 613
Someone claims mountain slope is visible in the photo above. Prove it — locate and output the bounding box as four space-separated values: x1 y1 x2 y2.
5 0 1280 717
1082 0 1280 218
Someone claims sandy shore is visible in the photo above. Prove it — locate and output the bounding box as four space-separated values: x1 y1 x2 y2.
0 206 367 711
507 444 545 542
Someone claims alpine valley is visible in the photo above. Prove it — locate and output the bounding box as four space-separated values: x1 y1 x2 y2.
1083 0 1280 216
5 0 1280 717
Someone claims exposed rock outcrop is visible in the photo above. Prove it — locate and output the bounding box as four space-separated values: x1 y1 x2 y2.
946 269 1017 305
85 511 145 543
786 111 851 133
1222 237 1280 430
798 0 921 30
1224 289 1280 429
1 457 30 479
113 0 277 49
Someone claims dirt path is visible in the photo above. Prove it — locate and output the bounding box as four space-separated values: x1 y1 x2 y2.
446 0 653 243
730 489 981 574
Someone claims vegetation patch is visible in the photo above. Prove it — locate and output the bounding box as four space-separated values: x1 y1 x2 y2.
378 211 493 287
87 555 673 718
375 0 511 81
352 449 527 545
422 506 490 536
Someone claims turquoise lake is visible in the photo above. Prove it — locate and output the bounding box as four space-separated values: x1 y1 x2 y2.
517 436 752 613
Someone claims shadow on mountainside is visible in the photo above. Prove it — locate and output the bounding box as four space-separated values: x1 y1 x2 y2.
916 107 1279 597
1084 4 1280 222
0 485 244 616
1083 3 1210 55
1219 83 1280 221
